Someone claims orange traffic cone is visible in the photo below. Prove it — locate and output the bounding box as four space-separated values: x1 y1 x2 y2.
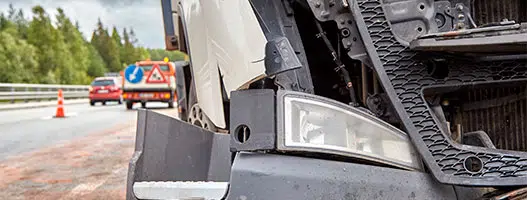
55 89 65 118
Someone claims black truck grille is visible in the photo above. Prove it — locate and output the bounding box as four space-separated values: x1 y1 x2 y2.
354 0 527 185
460 85 527 151
472 0 527 25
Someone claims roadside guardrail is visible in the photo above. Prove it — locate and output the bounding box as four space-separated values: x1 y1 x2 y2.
0 83 89 103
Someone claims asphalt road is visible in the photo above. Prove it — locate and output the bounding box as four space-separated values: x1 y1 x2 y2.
0 101 174 160
0 101 178 200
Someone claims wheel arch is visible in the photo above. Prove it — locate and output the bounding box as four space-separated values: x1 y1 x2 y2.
171 0 227 128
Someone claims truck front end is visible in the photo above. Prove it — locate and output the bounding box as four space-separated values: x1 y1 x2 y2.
126 0 527 199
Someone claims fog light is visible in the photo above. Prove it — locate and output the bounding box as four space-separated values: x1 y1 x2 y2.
277 91 422 171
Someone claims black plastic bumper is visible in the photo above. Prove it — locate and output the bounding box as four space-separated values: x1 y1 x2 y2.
227 152 485 200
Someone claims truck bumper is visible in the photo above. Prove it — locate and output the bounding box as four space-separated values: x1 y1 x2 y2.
123 91 176 102
227 152 486 200
126 109 487 200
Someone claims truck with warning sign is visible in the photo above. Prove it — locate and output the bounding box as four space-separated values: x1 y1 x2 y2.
121 58 178 109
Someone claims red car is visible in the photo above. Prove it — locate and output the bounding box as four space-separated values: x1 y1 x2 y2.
89 77 123 106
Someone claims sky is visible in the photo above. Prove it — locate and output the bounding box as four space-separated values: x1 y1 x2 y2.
0 0 166 49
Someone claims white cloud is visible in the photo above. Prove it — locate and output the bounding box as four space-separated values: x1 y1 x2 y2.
0 0 165 48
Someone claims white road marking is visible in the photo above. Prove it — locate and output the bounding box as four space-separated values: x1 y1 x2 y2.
66 112 79 117
60 179 106 200
59 166 126 200
112 166 126 174
40 112 79 120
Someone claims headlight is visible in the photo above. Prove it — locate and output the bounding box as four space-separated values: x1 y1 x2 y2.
277 92 422 171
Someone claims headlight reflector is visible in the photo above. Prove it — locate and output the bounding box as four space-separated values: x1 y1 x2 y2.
278 94 422 171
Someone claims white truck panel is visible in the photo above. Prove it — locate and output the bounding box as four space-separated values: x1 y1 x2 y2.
181 0 267 128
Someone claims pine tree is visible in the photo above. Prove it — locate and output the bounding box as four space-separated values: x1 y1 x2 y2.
5 4 28 38
129 28 138 45
127 28 151 61
91 19 121 72
0 13 17 35
121 28 136 65
56 8 90 84
90 18 108 63
0 6 180 84
7 4 16 20
0 14 7 30
106 37 122 72
27 5 57 83
87 44 107 77
111 26 122 47
27 5 73 84
14 10 28 39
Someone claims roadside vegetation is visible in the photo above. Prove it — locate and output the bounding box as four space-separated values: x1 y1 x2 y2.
0 4 185 84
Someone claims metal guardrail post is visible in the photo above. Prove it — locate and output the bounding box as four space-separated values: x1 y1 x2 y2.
10 87 15 103
24 86 29 103
37 87 41 102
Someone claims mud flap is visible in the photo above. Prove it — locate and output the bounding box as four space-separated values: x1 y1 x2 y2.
126 109 231 200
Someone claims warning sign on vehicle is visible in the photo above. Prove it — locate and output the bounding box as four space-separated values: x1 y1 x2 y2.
146 64 167 83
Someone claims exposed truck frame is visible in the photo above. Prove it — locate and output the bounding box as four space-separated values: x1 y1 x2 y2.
127 0 527 199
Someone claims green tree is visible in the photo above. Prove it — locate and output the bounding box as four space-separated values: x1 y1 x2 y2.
129 28 138 45
106 36 122 72
137 47 151 60
87 44 107 77
111 26 122 47
0 13 17 36
0 14 7 30
27 5 73 84
0 31 38 83
112 26 126 67
91 19 121 72
121 28 136 65
7 5 29 39
127 28 151 61
0 6 156 84
56 8 91 84
148 49 185 61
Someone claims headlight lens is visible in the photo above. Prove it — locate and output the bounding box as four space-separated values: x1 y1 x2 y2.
279 94 422 171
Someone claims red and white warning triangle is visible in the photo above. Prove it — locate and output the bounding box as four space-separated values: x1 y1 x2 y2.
146 64 167 83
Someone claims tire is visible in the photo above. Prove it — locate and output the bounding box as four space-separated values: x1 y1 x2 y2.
187 80 217 132
102 101 106 106
188 103 217 132
126 101 133 110
141 102 146 108
168 101 174 108
90 101 95 106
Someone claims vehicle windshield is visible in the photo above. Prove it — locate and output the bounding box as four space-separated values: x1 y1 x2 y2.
91 80 114 86
140 65 170 71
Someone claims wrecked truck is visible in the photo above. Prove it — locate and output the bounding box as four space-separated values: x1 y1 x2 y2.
126 0 527 199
